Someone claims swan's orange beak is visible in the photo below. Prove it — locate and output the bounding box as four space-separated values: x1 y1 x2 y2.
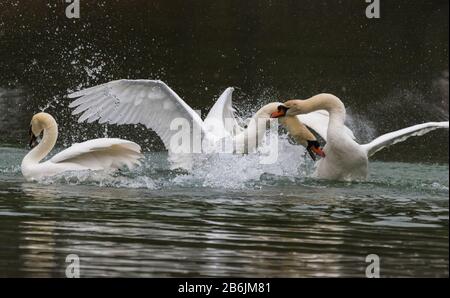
271 105 288 118
271 110 285 118
306 140 325 161
312 146 326 158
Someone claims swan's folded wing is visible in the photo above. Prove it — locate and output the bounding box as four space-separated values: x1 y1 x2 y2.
203 87 244 138
361 121 449 157
297 110 355 141
50 138 143 170
68 80 205 151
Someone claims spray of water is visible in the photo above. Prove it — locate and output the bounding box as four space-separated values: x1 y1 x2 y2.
28 135 310 190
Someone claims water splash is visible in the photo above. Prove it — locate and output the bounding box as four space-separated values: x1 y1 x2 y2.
432 70 449 119
172 137 311 189
345 109 377 144
3 135 311 190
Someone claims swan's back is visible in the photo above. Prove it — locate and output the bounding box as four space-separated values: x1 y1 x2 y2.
50 138 142 170
23 138 142 181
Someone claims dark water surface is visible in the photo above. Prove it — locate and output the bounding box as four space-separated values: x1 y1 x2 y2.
0 147 448 277
0 0 448 161
0 0 449 277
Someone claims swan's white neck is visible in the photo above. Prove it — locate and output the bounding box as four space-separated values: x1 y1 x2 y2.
233 103 280 152
22 120 58 166
250 103 281 142
303 94 346 139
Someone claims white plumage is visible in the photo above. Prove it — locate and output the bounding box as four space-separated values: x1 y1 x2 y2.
68 80 323 169
21 112 142 181
277 94 449 181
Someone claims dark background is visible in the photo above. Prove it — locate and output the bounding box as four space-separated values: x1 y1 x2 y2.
0 0 448 162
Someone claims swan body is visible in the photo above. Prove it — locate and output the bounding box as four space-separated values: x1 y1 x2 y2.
274 93 449 180
68 80 324 168
21 112 142 181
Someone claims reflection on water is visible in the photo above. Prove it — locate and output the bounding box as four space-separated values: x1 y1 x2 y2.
0 0 448 278
0 148 448 277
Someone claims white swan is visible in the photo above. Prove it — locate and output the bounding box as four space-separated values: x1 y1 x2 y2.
271 93 449 181
67 80 326 168
21 112 143 181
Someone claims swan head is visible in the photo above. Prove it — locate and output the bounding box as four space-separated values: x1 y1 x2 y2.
271 94 345 117
258 102 283 117
279 115 326 160
28 125 39 149
306 140 326 161
28 112 56 148
270 100 303 118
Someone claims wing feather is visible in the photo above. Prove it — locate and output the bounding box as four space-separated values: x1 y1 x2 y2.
50 138 143 170
68 80 205 153
203 87 244 138
361 121 449 157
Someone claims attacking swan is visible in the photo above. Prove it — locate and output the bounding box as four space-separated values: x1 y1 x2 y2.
271 93 449 181
21 112 143 181
67 80 326 168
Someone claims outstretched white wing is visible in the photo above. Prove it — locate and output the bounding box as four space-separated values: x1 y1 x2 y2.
50 138 142 170
203 87 244 139
361 121 449 157
297 110 355 141
68 80 205 152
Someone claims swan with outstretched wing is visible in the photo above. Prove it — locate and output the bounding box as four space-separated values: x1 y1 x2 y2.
69 80 205 152
68 80 326 168
271 93 449 181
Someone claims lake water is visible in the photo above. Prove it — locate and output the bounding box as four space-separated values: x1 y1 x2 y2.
0 146 448 277
0 0 448 278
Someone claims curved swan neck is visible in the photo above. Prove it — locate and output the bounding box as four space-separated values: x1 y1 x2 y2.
234 103 281 152
280 116 316 146
303 94 345 115
304 94 346 130
22 116 58 165
249 102 282 139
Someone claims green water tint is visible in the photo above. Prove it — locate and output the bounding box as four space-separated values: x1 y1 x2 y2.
0 147 448 277
0 0 448 277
